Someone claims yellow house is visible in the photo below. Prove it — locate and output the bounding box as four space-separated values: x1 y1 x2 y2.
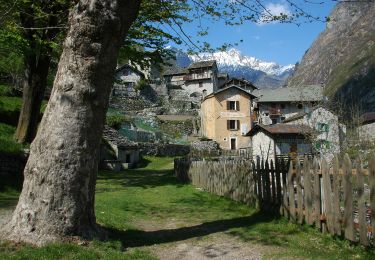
201 85 257 150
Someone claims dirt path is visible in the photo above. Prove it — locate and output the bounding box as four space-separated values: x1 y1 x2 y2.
130 219 282 260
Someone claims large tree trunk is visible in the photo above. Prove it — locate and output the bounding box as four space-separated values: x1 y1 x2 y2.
14 54 50 143
2 0 141 245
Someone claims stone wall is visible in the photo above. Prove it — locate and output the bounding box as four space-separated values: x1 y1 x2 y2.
139 143 190 157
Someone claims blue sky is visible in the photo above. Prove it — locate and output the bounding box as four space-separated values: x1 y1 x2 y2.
170 0 337 65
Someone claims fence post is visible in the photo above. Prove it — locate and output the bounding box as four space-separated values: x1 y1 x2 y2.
265 160 271 208
275 158 282 207
313 158 321 229
343 154 355 242
356 157 368 246
282 159 289 218
368 153 375 245
296 159 304 224
256 158 262 208
332 156 341 236
270 160 276 206
322 157 333 234
288 160 296 222
303 156 313 226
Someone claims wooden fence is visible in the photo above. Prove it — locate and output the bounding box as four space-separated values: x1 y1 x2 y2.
174 153 375 246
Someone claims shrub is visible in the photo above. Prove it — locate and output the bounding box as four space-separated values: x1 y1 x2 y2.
106 114 131 130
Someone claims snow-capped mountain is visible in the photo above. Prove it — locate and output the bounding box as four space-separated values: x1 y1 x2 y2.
171 48 295 89
190 48 294 77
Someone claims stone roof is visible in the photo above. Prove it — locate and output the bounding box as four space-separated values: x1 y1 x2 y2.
218 72 229 78
188 60 216 69
163 67 188 76
203 85 257 102
282 112 306 123
361 112 375 125
220 77 258 90
253 85 323 103
247 124 314 137
116 64 145 78
103 126 138 149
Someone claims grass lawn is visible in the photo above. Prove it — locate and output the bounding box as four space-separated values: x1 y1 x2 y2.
1 156 375 259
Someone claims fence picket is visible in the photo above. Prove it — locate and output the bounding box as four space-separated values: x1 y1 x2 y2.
275 158 282 206
282 159 289 218
265 160 271 207
288 161 296 222
303 156 313 225
322 158 333 234
313 158 321 229
343 154 355 242
356 158 368 246
270 160 276 205
369 153 375 244
296 159 304 224
332 156 341 236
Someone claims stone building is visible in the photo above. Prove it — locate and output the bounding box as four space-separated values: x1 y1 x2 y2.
283 105 344 162
112 64 145 98
200 85 257 150
253 85 323 125
247 124 314 162
358 112 375 141
100 126 140 171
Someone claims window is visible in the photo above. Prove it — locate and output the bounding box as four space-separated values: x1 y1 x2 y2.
123 69 130 76
271 118 278 124
297 103 303 109
315 140 331 150
202 89 207 96
227 101 240 111
280 104 286 109
227 120 240 130
316 123 329 132
199 81 203 88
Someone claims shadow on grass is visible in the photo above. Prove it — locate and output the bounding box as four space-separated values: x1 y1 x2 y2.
97 169 184 190
105 211 286 249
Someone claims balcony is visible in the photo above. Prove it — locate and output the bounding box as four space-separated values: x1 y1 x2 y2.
183 73 211 81
268 107 281 116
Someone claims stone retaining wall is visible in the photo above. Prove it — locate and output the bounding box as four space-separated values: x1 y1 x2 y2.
139 143 190 157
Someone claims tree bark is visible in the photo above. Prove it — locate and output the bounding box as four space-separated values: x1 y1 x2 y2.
3 0 141 245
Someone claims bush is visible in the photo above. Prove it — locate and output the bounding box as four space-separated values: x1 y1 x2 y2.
0 123 26 154
106 114 132 130
0 84 12 96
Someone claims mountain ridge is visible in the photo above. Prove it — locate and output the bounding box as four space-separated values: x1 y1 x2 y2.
169 47 295 89
286 1 375 112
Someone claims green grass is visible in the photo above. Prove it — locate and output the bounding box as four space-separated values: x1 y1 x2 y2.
0 123 25 154
1 156 375 259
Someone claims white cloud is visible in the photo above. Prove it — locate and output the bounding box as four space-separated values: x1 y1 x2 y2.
258 1 291 25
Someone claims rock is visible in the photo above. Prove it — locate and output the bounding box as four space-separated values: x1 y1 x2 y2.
191 140 220 152
287 1 375 112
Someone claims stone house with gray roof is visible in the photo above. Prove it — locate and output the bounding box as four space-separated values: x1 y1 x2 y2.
100 126 140 171
282 105 344 162
112 64 146 98
246 124 314 162
253 85 324 125
162 60 219 99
